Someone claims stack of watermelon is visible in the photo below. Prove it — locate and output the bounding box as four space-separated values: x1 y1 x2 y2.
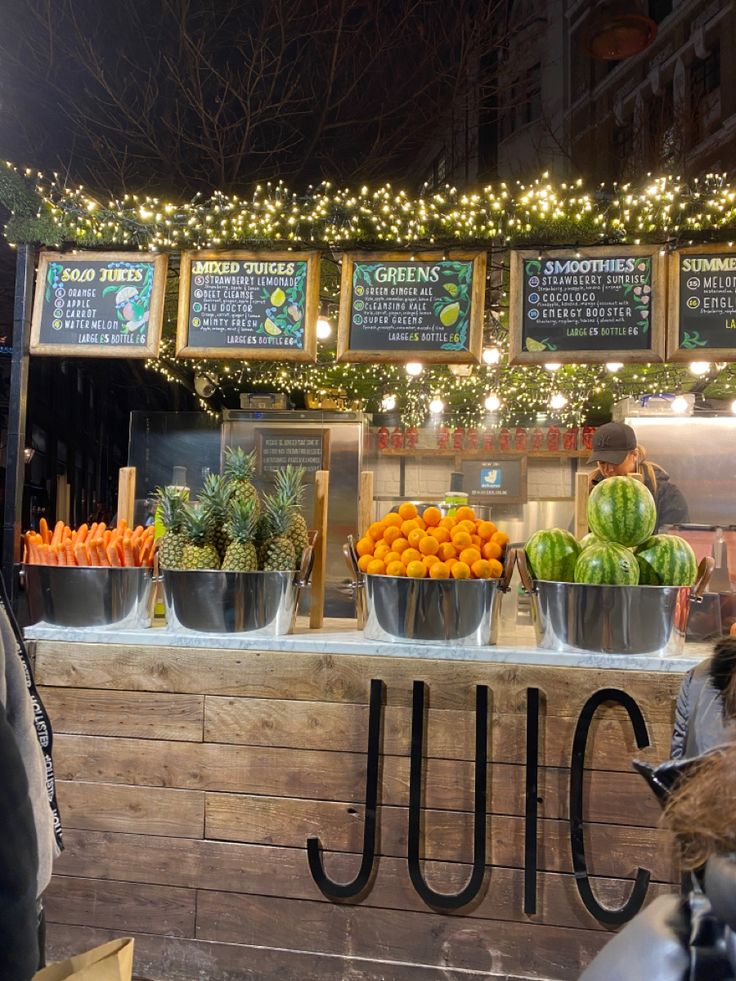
525 476 697 587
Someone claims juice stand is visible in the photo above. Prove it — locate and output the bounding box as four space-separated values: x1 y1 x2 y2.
3 168 736 980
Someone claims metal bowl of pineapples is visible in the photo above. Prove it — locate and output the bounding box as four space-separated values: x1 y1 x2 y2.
157 453 315 635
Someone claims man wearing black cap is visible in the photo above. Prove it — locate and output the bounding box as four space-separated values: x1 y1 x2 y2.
588 421 689 531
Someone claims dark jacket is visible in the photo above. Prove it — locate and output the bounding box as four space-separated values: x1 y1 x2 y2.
0 702 40 980
671 641 736 759
591 462 689 532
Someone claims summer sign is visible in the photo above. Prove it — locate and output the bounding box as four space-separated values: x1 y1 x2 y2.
668 245 736 361
30 252 167 357
509 246 665 364
176 251 320 361
337 251 486 363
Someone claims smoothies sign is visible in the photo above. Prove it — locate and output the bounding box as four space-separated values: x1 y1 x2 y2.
337 251 486 363
509 246 665 364
30 252 167 357
668 245 736 361
176 251 319 361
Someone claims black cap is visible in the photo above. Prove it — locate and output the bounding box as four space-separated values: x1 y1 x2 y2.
587 422 637 465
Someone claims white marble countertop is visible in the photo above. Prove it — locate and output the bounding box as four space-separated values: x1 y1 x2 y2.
23 618 711 672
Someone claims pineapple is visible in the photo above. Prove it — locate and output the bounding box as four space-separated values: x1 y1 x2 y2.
155 486 189 570
181 505 221 570
259 492 296 572
223 447 260 513
199 473 233 559
221 499 259 572
272 465 309 563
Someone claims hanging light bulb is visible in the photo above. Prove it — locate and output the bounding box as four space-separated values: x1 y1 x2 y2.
316 317 332 339
606 362 624 373
484 393 501 412
544 362 562 372
381 394 397 412
429 397 445 415
671 396 689 414
549 392 568 410
688 361 711 376
482 346 500 365
405 362 423 376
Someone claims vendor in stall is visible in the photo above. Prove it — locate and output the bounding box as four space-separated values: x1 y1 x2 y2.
587 421 689 531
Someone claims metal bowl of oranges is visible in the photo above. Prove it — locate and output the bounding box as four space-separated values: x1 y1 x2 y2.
346 503 513 646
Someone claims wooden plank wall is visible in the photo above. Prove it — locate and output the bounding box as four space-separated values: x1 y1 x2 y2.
33 641 683 981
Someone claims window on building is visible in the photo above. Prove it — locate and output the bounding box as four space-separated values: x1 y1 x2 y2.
691 45 720 101
523 63 542 125
648 0 673 23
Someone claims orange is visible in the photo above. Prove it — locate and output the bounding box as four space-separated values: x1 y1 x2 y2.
428 526 450 544
401 519 420 537
383 525 402 545
482 541 503 561
445 557 458 571
429 561 450 579
407 528 425 548
437 542 457 562
358 554 373 573
457 519 476 534
451 561 471 579
423 554 440 569
451 530 473 549
418 536 439 556
356 537 374 557
366 558 386 575
471 559 493 579
455 506 476 522
368 521 386 542
476 521 497 540
398 502 418 520
487 558 504 579
402 548 422 566
422 506 442 527
415 517 427 531
439 516 457 530
383 513 403 528
373 542 390 561
471 534 482 548
392 537 409 554
386 560 405 577
384 551 402 566
459 547 482 567
405 560 427 578
491 531 510 549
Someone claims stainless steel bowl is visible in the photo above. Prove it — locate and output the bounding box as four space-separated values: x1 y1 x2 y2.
515 548 713 656
22 565 154 629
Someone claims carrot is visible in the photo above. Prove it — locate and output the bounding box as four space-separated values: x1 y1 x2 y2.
94 540 109 566
64 541 75 566
50 521 65 547
130 526 144 545
118 519 128 533
123 540 137 567
77 523 89 543
96 522 107 538
49 544 61 566
88 522 98 541
86 543 99 567
106 542 121 567
73 542 88 567
39 517 50 545
103 529 112 548
62 525 72 541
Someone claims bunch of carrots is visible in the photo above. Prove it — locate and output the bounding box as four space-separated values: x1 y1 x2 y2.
24 518 156 568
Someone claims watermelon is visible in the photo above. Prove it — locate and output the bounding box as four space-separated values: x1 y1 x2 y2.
635 534 698 587
574 541 640 585
525 528 580 582
587 476 656 547
579 532 603 551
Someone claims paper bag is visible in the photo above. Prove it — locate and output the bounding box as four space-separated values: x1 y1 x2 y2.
33 938 134 981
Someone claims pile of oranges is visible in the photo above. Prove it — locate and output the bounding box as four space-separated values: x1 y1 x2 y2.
355 503 509 580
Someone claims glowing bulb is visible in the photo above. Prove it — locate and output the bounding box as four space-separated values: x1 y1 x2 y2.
688 361 711 376
429 397 445 415
405 361 423 376
605 362 623 373
544 362 562 372
549 392 567 410
484 393 501 412
482 346 500 365
671 396 689 414
381 394 397 412
316 317 332 339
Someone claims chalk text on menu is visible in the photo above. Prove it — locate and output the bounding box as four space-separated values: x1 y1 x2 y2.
677 252 736 350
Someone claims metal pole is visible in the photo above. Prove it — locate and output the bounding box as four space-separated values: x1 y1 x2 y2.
2 244 37 593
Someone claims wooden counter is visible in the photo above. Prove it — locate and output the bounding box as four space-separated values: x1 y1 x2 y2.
29 629 694 980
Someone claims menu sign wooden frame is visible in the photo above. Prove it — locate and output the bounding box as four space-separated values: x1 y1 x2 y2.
176 250 320 361
255 429 330 475
30 251 167 357
509 246 666 364
668 244 736 361
337 251 486 364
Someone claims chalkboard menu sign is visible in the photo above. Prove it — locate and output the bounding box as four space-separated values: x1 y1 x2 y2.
337 251 486 363
462 458 527 505
256 429 330 475
177 250 320 361
668 245 736 361
30 252 167 357
509 246 665 364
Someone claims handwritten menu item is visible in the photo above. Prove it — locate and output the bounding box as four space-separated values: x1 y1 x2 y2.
176 251 319 361
462 458 527 505
668 245 736 361
256 429 330 475
337 251 485 363
30 252 167 357
509 246 665 364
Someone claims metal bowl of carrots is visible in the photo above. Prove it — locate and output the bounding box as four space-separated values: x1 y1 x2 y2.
21 518 156 629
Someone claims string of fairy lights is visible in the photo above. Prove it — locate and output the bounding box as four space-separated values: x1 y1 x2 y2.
2 160 736 426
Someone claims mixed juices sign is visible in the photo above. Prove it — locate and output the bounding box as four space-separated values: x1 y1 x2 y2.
176 251 320 361
337 251 486 363
30 252 167 357
668 245 736 361
509 247 666 364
